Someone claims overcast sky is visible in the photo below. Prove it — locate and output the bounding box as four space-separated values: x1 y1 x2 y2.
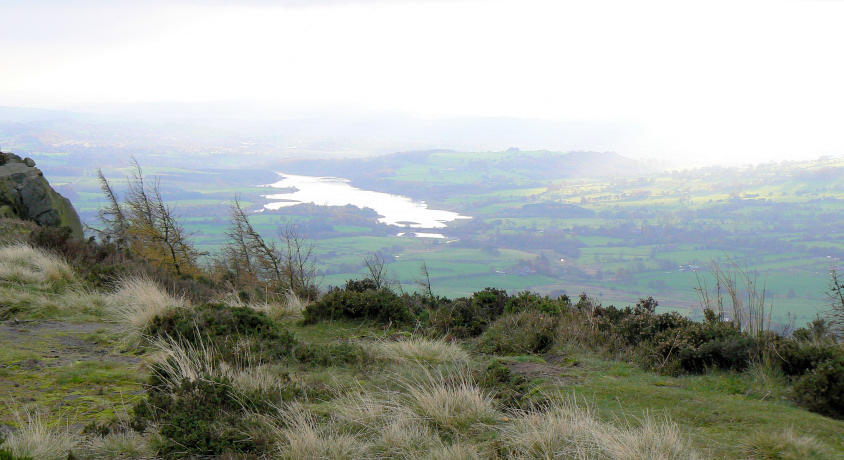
2 0 843 165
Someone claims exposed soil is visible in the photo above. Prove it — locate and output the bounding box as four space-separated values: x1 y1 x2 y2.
0 320 145 428
0 320 139 370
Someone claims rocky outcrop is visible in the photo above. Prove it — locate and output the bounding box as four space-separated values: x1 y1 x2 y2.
0 151 83 238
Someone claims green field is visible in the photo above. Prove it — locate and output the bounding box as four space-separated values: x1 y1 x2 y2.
24 150 844 327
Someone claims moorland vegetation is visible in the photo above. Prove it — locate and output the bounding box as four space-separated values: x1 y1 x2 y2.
0 162 843 459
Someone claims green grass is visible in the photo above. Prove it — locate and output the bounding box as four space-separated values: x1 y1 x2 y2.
52 361 141 386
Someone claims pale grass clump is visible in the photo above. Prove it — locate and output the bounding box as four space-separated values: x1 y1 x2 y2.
59 287 110 317
284 288 308 314
145 335 218 390
80 430 153 459
503 398 600 459
503 397 702 460
371 337 471 365
221 288 306 320
373 414 439 459
0 243 75 286
331 391 397 434
329 388 443 458
221 361 290 394
268 403 371 460
422 442 483 460
595 412 701 460
147 335 289 394
2 409 80 460
739 427 828 459
108 276 187 342
0 284 107 319
401 369 499 434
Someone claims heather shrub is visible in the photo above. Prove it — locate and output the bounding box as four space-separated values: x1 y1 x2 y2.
132 376 267 457
292 340 372 367
146 302 297 361
303 287 413 326
477 360 542 409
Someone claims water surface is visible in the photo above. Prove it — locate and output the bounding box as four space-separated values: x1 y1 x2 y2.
264 173 470 229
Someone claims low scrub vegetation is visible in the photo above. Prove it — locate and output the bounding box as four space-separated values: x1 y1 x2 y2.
2 160 844 458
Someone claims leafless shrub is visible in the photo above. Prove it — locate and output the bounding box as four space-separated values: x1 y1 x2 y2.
694 256 772 335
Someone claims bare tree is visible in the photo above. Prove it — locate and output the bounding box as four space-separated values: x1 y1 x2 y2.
416 261 434 299
279 222 318 299
94 157 202 277
826 267 844 336
222 197 291 293
93 168 127 245
364 252 389 289
222 197 258 286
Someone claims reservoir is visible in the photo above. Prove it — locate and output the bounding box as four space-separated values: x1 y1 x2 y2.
263 173 471 229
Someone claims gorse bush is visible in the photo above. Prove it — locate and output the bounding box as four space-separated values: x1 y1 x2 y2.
428 288 510 338
505 290 570 315
792 354 844 419
592 299 764 374
649 320 760 374
777 340 839 377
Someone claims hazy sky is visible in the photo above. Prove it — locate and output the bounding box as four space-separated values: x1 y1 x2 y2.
2 0 843 164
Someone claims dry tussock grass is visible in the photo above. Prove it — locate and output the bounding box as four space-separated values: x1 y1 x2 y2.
80 430 153 459
374 414 438 459
256 375 704 460
107 276 187 343
2 408 80 460
221 288 307 320
595 412 701 460
370 337 471 365
422 442 483 460
267 403 370 460
503 397 702 460
59 287 109 317
740 427 829 459
503 398 600 459
145 335 290 395
0 243 75 286
400 368 499 434
0 284 109 319
145 335 218 390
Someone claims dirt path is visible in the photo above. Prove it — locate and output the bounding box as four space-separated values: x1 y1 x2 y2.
0 320 145 429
